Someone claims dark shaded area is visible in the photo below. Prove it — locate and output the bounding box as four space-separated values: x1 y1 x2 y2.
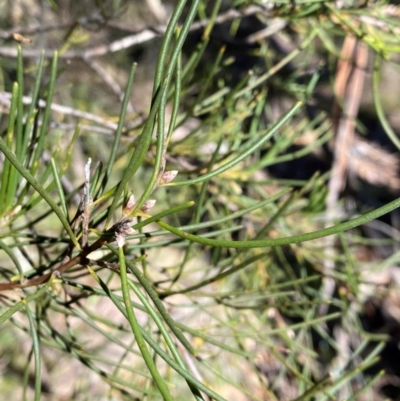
361 298 400 400
185 12 400 400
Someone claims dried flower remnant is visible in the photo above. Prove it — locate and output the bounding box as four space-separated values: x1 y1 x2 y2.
115 232 126 248
111 218 135 248
112 217 135 237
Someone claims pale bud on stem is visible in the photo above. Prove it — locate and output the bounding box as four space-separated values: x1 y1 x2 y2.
160 170 178 185
141 199 156 212
123 194 136 216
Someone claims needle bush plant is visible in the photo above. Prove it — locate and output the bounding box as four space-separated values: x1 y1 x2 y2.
1 1 400 400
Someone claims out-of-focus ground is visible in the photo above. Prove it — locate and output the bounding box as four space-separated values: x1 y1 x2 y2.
1 1 400 400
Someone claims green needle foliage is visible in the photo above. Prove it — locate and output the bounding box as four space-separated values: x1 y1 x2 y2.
0 1 399 400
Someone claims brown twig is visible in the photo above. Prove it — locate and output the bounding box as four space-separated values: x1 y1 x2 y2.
319 36 368 317
0 216 133 291
0 6 270 59
0 91 118 129
0 17 105 39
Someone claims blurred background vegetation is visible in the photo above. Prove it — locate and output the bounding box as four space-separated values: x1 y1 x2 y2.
1 0 400 400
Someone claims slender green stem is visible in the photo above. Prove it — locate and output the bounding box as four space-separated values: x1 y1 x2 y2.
161 252 268 297
15 46 24 161
6 47 25 209
167 100 303 186
118 244 173 400
166 48 182 144
31 52 58 176
51 158 68 217
0 239 24 279
0 83 18 214
152 0 187 98
107 244 196 356
0 284 49 324
130 0 201 215
21 51 45 164
132 201 195 230
0 136 80 248
99 63 137 195
25 305 41 401
104 78 168 228
157 195 400 248
127 279 205 400
87 268 228 401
